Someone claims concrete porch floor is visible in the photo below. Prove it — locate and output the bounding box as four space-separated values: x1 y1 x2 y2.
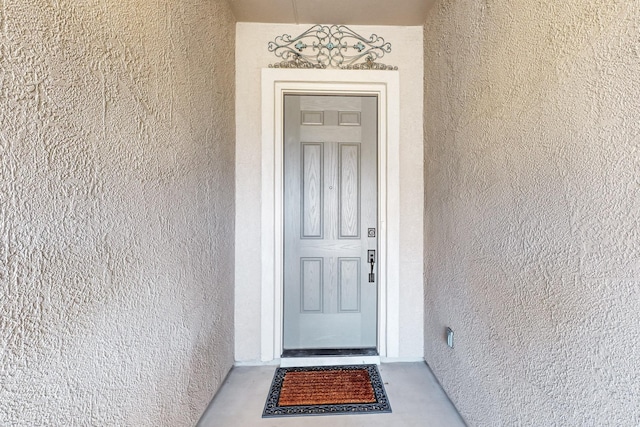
198 362 466 426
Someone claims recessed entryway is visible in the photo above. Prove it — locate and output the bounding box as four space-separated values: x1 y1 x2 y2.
235 25 424 366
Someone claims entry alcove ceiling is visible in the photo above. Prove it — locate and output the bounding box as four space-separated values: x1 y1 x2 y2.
227 0 437 26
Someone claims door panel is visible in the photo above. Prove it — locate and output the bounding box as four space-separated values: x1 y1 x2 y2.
283 95 378 351
339 143 360 238
301 258 323 312
338 257 360 312
301 143 323 238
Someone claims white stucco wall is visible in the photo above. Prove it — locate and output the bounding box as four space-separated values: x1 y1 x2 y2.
0 1 236 425
424 0 640 425
235 23 424 362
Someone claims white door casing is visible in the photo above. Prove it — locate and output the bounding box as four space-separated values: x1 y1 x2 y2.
260 68 400 362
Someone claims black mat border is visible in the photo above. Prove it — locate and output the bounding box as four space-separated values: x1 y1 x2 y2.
262 364 392 418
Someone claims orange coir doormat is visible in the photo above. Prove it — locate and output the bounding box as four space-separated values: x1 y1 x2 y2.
262 365 392 417
278 369 376 405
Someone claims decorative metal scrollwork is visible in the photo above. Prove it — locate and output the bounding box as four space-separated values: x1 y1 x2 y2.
268 25 397 70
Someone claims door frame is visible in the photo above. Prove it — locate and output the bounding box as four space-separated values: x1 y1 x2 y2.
260 69 400 362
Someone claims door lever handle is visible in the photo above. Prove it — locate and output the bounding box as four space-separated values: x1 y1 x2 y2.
368 250 375 283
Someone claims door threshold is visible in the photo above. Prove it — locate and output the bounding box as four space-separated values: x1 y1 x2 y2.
280 355 380 368
282 348 378 357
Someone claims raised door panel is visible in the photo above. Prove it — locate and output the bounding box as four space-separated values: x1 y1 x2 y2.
338 258 361 312
301 143 323 238
339 144 360 239
300 258 323 312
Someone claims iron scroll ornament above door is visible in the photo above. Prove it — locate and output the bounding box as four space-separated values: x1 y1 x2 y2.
268 24 398 70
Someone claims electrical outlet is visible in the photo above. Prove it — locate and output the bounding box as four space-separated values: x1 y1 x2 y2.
446 327 454 348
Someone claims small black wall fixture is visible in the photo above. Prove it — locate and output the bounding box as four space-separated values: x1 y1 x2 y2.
268 24 398 70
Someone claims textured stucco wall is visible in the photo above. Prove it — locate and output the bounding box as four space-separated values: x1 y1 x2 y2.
0 1 235 425
235 23 424 362
423 1 640 425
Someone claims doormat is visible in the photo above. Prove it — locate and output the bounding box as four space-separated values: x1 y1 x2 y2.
262 364 392 417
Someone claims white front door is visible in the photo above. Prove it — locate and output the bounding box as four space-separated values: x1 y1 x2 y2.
283 94 378 352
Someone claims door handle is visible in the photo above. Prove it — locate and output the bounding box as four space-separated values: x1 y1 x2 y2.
368 250 375 283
